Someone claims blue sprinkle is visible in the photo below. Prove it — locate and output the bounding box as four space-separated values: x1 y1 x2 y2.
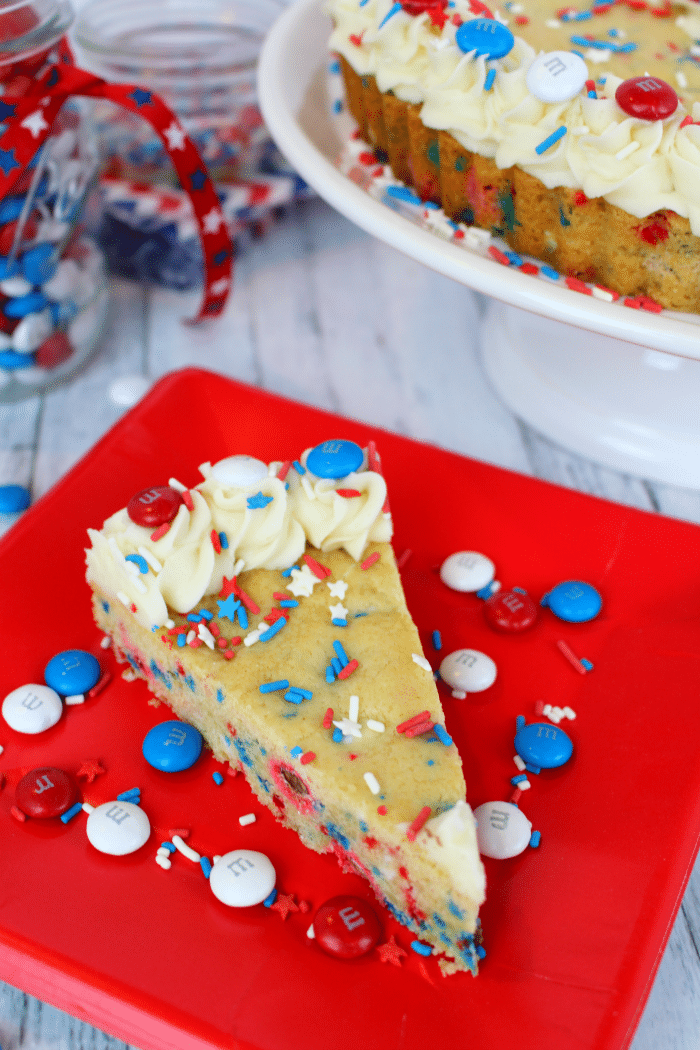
200 857 212 878
475 580 498 600
332 727 343 742
587 89 597 98
535 126 567 156
476 944 487 959
160 841 176 853
60 802 83 824
290 746 303 757
260 679 290 693
484 68 496 91
199 609 213 621
540 265 560 281
216 689 225 703
378 1 401 29
511 774 528 785
329 59 341 72
333 640 349 667
331 657 343 675
613 41 636 52
125 553 149 574
219 532 229 549
411 940 433 957
259 617 286 642
238 606 249 630
280 599 298 607
581 657 594 671
515 715 526 730
433 724 453 746
187 613 202 622
326 666 336 683
292 687 313 700
247 491 274 510
432 630 442 651
284 690 304 705
332 618 348 627
386 184 423 206
177 633 186 647
263 888 278 907
292 460 305 475
281 564 299 577
117 788 141 802
504 250 523 265
212 771 224 785
530 830 541 848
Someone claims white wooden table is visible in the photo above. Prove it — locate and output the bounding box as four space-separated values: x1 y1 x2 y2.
1 195 699 1050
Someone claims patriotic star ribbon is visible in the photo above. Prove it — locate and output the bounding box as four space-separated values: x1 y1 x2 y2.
0 44 232 323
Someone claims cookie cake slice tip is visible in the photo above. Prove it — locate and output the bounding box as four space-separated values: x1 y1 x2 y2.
85 439 486 974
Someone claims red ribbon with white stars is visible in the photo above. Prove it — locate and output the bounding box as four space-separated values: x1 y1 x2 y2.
0 42 232 323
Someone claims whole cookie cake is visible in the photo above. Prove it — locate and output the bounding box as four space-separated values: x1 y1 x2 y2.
84 440 486 975
327 0 700 311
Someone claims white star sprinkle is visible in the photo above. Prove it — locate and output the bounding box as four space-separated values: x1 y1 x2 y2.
21 110 49 138
202 206 225 234
332 717 362 739
329 601 348 620
286 564 319 598
163 121 187 150
327 579 348 599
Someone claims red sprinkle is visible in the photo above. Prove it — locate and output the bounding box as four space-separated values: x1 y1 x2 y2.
624 296 643 309
169 827 190 839
397 711 432 733
88 670 112 698
304 553 331 579
230 636 243 646
358 151 376 165
639 295 664 314
404 720 436 738
336 488 362 498
406 806 432 841
323 707 334 729
338 658 359 680
534 699 545 715
488 245 511 266
680 115 694 129
367 440 382 474
397 548 412 569
574 190 588 206
217 637 227 648
150 522 170 542
273 592 289 601
514 14 529 22
276 460 292 481
223 650 236 660
377 805 388 816
11 805 26 822
519 262 539 275
232 579 260 614
300 752 316 765
209 622 220 636
361 551 380 571
181 490 195 512
349 31 364 46
565 276 592 295
210 529 222 554
509 788 523 805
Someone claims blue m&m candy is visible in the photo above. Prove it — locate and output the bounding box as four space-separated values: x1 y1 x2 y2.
0 196 26 224
515 721 573 770
4 291 49 318
45 649 101 696
541 580 601 623
142 719 203 772
21 243 58 286
455 18 514 59
306 440 364 479
0 484 30 512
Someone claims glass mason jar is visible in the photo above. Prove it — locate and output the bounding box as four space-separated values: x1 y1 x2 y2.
0 0 109 403
74 0 285 185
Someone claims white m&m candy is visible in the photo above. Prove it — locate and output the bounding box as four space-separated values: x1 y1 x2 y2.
473 801 532 859
526 51 588 103
440 551 495 593
440 649 497 697
209 849 276 907
2 684 63 733
86 801 151 855
210 456 269 488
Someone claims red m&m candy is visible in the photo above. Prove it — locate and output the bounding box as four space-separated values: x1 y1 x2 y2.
400 0 447 15
127 485 182 527
615 76 678 121
313 895 381 959
15 766 77 818
483 588 538 632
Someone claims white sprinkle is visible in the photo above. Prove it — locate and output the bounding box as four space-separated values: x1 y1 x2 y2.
244 629 261 647
563 706 577 720
514 754 526 771
82 802 95 814
592 286 615 302
327 579 348 599
233 558 245 576
198 623 216 649
570 126 590 136
100 635 112 649
138 546 163 573
122 667 137 682
333 717 363 739
585 47 612 64
366 719 385 733
615 140 640 161
676 71 688 89
108 536 126 565
518 779 532 791
172 834 201 862
186 629 196 645
364 771 381 795
412 653 432 673
301 474 316 501
306 923 316 939
542 703 552 715
155 855 171 870
165 619 175 629
131 576 148 595
64 693 85 706
125 560 140 578
156 846 172 858
691 43 700 57
168 476 187 492
545 18 560 26
117 591 131 607
239 813 256 826
348 694 360 723
464 227 491 250
213 855 222 863
451 689 467 699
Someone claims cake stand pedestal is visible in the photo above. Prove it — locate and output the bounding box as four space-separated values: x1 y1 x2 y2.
480 297 700 489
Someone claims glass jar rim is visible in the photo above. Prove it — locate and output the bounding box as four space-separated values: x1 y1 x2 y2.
74 0 284 81
0 0 73 67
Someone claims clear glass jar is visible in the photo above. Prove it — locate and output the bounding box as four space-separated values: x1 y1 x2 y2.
0 0 109 403
74 0 285 184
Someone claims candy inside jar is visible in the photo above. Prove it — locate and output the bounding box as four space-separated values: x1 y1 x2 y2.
0 0 109 402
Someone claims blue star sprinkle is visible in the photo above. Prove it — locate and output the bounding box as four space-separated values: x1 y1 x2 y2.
216 594 241 622
190 168 207 191
0 101 16 121
0 149 20 176
247 492 274 510
128 88 153 107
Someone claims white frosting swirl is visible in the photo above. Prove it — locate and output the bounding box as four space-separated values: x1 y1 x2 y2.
328 0 700 232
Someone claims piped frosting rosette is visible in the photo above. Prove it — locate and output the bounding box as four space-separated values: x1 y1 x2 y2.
289 447 392 561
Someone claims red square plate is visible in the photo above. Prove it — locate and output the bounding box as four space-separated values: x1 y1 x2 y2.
2 369 700 1050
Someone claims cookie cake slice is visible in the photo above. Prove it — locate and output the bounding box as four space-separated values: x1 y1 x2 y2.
85 439 486 974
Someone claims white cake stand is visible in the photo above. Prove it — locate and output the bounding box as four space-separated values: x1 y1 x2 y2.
257 0 700 488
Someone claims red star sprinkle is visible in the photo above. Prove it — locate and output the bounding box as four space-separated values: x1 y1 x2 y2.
219 575 237 598
76 759 106 783
376 935 407 966
271 893 300 921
